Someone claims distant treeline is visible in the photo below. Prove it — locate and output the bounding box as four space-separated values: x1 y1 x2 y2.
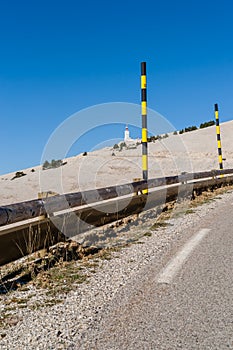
146 120 215 142
178 120 215 135
147 134 169 142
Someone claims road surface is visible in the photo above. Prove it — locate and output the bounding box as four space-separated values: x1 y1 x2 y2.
80 195 233 349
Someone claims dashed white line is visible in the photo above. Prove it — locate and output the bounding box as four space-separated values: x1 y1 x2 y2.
157 228 211 284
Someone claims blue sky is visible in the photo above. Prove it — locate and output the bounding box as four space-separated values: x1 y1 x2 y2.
1 0 233 174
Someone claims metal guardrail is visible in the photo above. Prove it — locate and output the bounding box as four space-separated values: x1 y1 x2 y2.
1 169 233 266
1 168 233 227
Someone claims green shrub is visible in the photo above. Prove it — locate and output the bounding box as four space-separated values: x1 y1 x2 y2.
119 142 126 151
184 126 198 132
42 160 50 169
11 171 26 180
200 120 215 128
51 159 63 168
42 159 65 170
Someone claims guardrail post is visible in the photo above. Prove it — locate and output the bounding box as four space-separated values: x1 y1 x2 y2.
214 103 224 177
141 61 148 194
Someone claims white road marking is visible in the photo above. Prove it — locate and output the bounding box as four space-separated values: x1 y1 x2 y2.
157 228 211 284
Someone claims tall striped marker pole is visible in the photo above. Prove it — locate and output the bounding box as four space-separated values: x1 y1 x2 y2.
141 62 148 194
214 103 223 175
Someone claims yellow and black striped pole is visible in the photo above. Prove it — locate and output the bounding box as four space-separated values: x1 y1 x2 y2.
141 62 148 194
214 103 223 175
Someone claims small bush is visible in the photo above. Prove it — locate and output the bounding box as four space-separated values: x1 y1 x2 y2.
51 159 63 168
173 131 178 135
42 160 50 169
113 144 119 149
11 171 26 180
42 159 64 170
147 136 153 142
184 126 198 132
200 120 215 129
119 142 126 151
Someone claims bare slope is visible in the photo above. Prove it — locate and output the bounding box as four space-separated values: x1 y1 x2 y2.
0 121 232 205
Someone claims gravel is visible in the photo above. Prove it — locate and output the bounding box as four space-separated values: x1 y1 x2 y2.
0 189 232 349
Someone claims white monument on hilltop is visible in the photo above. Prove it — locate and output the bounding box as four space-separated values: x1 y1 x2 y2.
124 125 131 142
123 125 139 149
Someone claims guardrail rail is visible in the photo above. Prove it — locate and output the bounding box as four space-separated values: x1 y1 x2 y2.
1 168 233 266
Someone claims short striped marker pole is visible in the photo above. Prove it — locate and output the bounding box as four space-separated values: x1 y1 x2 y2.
214 103 224 176
141 62 148 194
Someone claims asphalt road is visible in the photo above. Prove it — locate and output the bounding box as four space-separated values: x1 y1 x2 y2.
81 196 233 349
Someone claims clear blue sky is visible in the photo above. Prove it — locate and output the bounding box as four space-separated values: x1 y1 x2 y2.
1 0 233 174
